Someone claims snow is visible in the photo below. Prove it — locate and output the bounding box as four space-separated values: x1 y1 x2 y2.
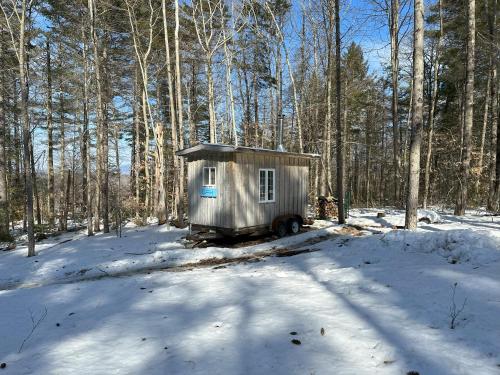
0 209 499 374
417 209 443 223
0 221 337 290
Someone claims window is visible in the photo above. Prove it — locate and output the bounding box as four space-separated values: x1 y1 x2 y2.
259 169 275 202
203 167 216 186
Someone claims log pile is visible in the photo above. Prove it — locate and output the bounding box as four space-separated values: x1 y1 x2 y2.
316 196 338 219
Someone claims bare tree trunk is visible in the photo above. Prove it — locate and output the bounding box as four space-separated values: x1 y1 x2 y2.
405 0 425 229
17 0 35 255
71 127 76 221
423 0 443 209
88 0 109 232
252 72 258 146
191 0 229 145
58 90 66 232
81 33 89 217
335 0 345 224
455 0 476 216
0 41 9 240
264 3 302 152
390 0 402 205
188 63 197 145
134 67 141 220
155 123 166 224
88 0 102 232
276 42 282 145
477 69 491 177
45 39 55 227
241 54 251 146
21 62 35 254
84 39 93 237
175 0 185 223
142 89 150 219
380 113 386 203
114 122 122 235
221 7 238 147
487 0 498 210
126 0 159 222
29 135 41 225
320 4 334 197
206 58 217 143
161 0 175 223
101 45 110 233
365 106 372 207
64 169 71 229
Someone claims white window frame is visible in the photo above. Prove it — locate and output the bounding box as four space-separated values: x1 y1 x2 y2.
203 167 216 186
259 168 275 203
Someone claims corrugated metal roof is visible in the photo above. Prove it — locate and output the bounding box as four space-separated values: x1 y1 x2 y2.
176 143 320 159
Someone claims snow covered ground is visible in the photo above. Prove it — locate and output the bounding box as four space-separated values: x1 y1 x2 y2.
0 209 499 374
0 221 337 290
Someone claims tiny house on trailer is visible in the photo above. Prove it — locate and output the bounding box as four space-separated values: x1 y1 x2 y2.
176 144 319 237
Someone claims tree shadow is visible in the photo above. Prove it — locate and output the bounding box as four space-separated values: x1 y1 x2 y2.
1 227 499 374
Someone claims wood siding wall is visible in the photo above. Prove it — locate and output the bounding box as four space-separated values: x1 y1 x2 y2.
187 152 310 231
187 152 235 228
233 153 309 229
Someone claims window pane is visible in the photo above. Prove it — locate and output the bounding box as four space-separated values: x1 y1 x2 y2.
210 167 216 185
260 170 266 201
268 171 274 201
203 168 209 185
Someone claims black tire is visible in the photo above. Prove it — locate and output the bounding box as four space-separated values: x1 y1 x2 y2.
288 218 301 234
276 221 288 237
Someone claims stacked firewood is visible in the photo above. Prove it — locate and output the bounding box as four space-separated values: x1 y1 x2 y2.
316 196 339 219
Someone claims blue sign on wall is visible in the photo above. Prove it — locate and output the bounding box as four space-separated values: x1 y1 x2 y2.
200 186 217 198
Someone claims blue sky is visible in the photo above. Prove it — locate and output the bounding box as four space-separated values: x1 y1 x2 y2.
32 0 402 175
286 0 395 75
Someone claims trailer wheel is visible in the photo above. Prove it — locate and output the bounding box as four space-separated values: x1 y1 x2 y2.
276 221 288 237
288 218 301 234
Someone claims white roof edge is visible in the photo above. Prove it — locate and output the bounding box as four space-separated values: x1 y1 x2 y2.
176 143 320 158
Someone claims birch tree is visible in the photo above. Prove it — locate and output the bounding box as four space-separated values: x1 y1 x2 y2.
126 0 160 221
220 0 238 146
264 1 303 153
192 0 226 143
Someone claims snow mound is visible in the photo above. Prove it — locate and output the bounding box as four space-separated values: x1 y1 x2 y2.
417 209 442 223
384 229 500 265
431 230 500 264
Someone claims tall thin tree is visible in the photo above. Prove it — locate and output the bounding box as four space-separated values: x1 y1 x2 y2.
0 0 35 255
454 0 475 215
0 41 9 240
423 0 443 209
390 0 402 204
405 0 425 229
335 0 345 224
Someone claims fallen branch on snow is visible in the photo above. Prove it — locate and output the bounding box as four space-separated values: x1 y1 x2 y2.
18 307 48 353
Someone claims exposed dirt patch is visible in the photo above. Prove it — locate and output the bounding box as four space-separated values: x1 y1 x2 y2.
339 226 364 236
187 226 318 249
275 248 320 257
176 247 321 270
